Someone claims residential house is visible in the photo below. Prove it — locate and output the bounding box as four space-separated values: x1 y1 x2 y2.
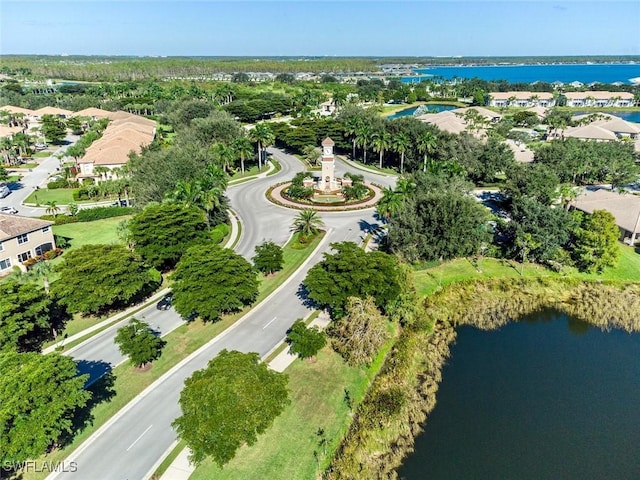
488 92 555 108
32 106 74 119
563 113 640 142
573 189 640 244
563 91 635 108
0 214 55 275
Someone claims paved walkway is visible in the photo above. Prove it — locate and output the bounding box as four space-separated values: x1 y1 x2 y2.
268 182 383 212
336 155 397 177
158 310 331 480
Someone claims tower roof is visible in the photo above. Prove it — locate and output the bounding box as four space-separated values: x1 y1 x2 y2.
321 137 335 147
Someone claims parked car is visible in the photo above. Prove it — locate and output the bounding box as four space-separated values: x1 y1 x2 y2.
156 293 173 311
34 143 48 151
0 206 18 214
0 184 10 199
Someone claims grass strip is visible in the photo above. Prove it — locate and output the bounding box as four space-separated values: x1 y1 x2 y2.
23 232 324 480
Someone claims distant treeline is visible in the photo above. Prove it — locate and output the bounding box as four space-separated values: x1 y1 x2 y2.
1 55 639 82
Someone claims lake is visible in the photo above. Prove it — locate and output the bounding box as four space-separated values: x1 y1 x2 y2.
403 63 640 85
397 310 640 480
387 104 458 120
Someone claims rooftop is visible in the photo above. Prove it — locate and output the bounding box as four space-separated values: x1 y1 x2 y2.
0 214 53 242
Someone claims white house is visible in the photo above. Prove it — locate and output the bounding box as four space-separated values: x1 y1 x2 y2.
488 92 555 108
563 91 635 108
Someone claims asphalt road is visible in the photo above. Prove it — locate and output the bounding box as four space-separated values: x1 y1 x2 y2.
47 148 396 480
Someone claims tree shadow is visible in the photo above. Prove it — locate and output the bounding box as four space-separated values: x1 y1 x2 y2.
76 359 113 388
57 365 117 449
358 219 381 235
296 283 318 309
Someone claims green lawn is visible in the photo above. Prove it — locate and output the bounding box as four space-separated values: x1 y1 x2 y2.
33 151 52 158
23 230 324 480
229 163 268 180
6 174 21 183
413 244 640 297
52 216 129 250
24 188 76 205
190 348 372 480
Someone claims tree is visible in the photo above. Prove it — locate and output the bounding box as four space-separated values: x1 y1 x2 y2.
504 163 560 206
371 128 390 169
232 135 254 176
417 130 437 173
376 186 403 221
328 296 389 366
292 209 325 238
115 317 166 368
171 245 259 322
53 244 161 315
250 123 274 170
45 200 60 217
0 281 69 352
173 350 289 466
303 242 402 319
392 132 410 173
252 240 284 275
572 210 620 273
128 204 209 271
40 114 67 144
0 165 7 181
286 319 326 359
355 123 372 164
0 351 91 464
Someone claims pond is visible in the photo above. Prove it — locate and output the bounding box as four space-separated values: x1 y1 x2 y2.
387 104 458 120
397 310 640 480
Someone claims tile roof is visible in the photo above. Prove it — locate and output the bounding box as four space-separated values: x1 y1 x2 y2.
0 214 53 241
573 189 640 234
34 106 74 116
0 105 35 115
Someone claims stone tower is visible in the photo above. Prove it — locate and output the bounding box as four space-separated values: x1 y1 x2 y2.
318 137 338 191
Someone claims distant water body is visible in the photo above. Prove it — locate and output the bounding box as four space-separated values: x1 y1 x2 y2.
404 63 640 84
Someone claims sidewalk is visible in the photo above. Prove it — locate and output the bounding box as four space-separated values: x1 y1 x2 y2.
158 310 331 480
336 155 397 177
43 209 242 355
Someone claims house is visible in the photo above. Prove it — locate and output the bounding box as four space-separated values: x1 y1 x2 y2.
32 106 74 118
75 110 156 182
488 92 555 108
0 214 55 275
563 91 635 108
572 189 640 244
563 113 640 142
318 100 336 116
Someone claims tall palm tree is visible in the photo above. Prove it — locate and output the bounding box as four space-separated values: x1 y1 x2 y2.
355 123 372 165
417 130 437 173
392 132 410 173
45 201 60 217
232 135 254 176
250 123 275 170
376 187 403 221
211 142 236 174
168 180 204 210
344 116 362 160
292 209 324 237
371 129 390 170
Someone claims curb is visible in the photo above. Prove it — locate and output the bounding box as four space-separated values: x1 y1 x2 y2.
47 228 334 480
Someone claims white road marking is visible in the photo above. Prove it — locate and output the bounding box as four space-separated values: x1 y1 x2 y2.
126 424 153 451
263 317 277 329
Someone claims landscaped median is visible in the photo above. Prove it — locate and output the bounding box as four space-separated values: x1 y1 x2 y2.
23 231 327 480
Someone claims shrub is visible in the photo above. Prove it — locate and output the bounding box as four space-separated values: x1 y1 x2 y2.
209 223 230 244
76 206 134 222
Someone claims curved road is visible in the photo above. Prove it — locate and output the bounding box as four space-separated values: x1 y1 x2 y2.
47 148 396 480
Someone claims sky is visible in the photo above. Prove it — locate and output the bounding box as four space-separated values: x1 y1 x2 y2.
1 1 639 57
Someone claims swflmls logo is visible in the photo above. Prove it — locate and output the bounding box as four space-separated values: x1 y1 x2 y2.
1 460 78 475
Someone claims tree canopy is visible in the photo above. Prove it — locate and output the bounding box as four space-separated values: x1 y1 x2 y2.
0 351 90 464
171 245 259 322
572 209 620 273
128 203 209 271
0 281 69 353
173 350 289 466
303 242 401 319
286 319 326 359
114 317 166 368
252 240 284 275
53 244 161 314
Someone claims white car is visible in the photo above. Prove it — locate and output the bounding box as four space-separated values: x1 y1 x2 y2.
0 206 18 214
0 184 10 198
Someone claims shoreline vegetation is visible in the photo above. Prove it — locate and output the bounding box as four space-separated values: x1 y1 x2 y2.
325 276 640 479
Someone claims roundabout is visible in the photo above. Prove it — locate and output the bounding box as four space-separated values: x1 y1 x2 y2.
267 181 383 211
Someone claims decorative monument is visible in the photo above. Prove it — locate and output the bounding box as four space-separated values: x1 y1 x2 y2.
302 137 352 195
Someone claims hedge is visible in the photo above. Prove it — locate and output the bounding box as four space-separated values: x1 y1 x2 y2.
40 206 133 225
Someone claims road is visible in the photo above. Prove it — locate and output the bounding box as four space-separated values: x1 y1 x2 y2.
47 148 395 480
1 135 79 216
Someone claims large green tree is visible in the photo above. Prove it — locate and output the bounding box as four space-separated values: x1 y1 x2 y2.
39 114 67 144
0 281 69 353
173 350 289 466
128 204 209 271
303 242 401 319
252 241 284 275
53 245 160 315
286 319 326 360
171 245 259 322
115 317 166 368
0 351 90 464
572 209 620 273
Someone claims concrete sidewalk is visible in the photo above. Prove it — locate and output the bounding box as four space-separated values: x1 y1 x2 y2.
158 311 331 479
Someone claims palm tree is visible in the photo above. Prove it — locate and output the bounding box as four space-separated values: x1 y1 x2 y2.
94 166 110 182
168 180 203 210
29 260 53 295
392 132 410 173
291 209 324 237
211 142 236 174
371 129 390 170
301 145 320 167
250 123 274 170
376 187 403 221
355 123 372 165
417 130 437 173
45 201 60 217
232 135 254 176
344 116 362 160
